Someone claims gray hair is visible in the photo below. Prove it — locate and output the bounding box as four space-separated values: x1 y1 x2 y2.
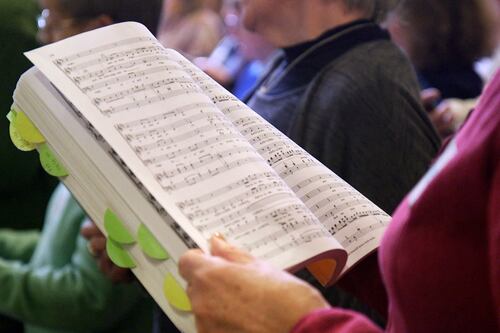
57 0 163 33
345 0 400 23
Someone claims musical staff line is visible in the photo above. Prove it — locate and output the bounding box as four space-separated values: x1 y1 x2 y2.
53 36 153 64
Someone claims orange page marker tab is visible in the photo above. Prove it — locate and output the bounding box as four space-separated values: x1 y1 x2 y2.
163 273 192 312
13 111 45 144
104 209 135 244
10 122 36 151
106 238 136 268
137 224 170 260
38 143 68 177
307 259 337 287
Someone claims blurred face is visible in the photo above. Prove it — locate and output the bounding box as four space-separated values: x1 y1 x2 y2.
36 0 93 44
239 0 276 34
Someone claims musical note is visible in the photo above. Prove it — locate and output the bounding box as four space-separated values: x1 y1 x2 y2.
42 31 390 267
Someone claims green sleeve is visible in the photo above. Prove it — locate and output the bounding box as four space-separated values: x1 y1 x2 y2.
0 229 40 262
0 235 150 332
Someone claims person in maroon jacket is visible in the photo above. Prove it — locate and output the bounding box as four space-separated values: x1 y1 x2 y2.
179 69 500 333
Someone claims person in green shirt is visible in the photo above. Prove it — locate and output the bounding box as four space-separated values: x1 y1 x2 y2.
0 0 162 332
0 1 57 330
0 184 154 333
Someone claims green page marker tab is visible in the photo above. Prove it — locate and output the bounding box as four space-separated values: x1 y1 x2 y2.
6 109 16 122
106 238 136 268
104 209 135 244
9 122 36 151
137 224 169 260
13 111 45 143
163 273 191 312
38 143 68 177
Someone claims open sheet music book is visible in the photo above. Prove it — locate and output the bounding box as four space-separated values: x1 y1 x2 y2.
12 22 390 332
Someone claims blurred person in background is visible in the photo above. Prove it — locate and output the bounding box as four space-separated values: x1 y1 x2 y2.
157 0 224 58
195 0 275 98
0 0 56 330
476 0 500 85
0 1 162 333
385 0 498 137
37 0 161 43
240 0 439 215
435 0 500 137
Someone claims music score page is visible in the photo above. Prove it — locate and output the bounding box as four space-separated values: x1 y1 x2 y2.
26 22 350 277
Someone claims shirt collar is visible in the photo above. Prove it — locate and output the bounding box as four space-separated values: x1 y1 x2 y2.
282 19 374 65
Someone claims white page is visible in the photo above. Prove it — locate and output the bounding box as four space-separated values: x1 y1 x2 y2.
165 51 391 271
13 69 196 332
25 22 346 273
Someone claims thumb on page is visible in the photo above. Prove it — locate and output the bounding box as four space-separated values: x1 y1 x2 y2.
209 236 254 264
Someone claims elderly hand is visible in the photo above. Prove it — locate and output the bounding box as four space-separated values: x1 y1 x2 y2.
80 219 134 283
420 88 455 138
179 237 329 333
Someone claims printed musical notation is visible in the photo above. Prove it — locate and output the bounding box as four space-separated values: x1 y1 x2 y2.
259 228 331 260
341 219 386 249
40 29 387 266
51 36 205 117
47 35 339 262
53 36 154 64
112 91 331 260
166 50 392 259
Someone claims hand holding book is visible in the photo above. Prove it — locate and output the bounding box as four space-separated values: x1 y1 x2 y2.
11 22 390 333
179 236 330 333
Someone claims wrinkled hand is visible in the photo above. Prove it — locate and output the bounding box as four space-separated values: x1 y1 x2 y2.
80 219 134 283
179 237 329 333
420 88 455 138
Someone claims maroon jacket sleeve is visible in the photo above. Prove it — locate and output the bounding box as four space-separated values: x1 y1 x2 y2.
291 308 383 333
489 124 500 330
337 252 388 319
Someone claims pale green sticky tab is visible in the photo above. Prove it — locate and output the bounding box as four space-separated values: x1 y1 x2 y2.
38 143 68 177
106 238 136 268
6 109 16 122
137 224 170 260
104 209 135 244
13 111 45 143
9 122 36 151
163 273 192 312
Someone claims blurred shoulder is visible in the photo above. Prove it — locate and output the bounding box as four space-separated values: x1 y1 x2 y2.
322 39 417 89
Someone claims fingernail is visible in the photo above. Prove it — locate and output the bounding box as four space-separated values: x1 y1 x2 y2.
212 232 226 241
210 234 229 252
